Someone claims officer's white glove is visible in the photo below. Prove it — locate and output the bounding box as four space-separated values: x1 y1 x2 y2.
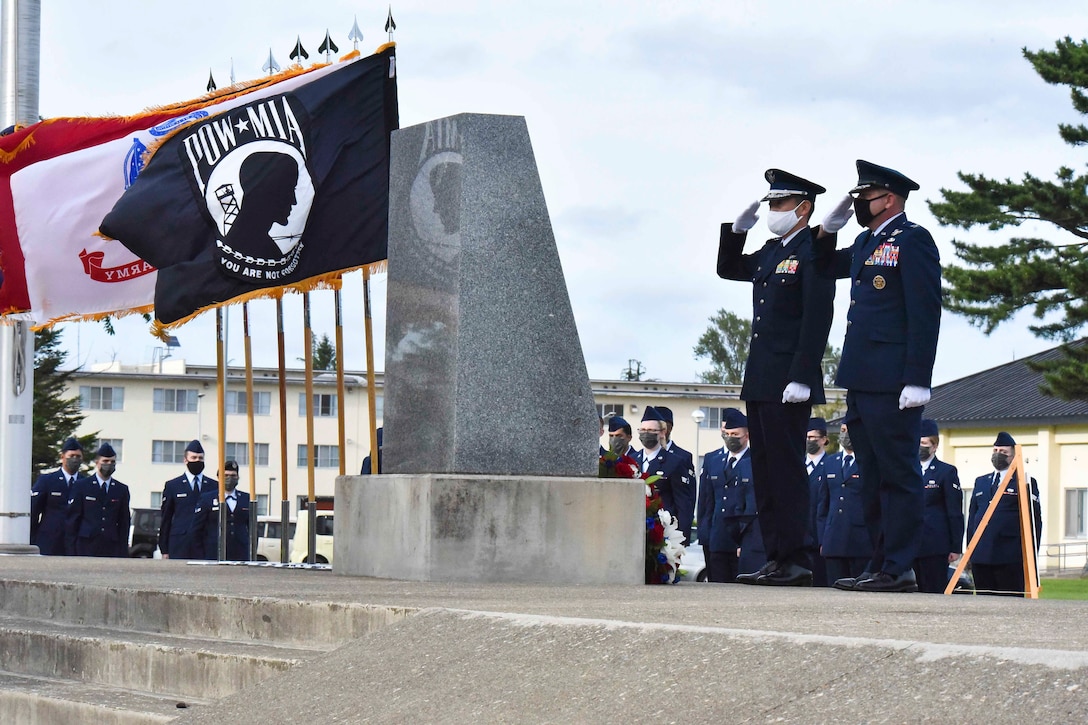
782 382 811 404
899 385 931 410
731 200 761 233
820 194 854 234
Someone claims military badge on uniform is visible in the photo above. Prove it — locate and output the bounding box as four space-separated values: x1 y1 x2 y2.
864 242 900 267
775 258 799 275
873 275 886 289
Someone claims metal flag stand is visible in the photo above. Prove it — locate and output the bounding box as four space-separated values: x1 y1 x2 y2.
944 445 1040 598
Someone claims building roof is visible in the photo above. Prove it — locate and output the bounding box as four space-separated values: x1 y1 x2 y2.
925 342 1088 428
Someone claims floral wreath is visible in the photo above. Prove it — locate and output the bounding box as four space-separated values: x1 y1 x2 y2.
599 449 684 584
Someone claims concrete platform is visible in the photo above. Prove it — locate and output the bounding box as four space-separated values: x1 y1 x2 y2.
2 555 1087 723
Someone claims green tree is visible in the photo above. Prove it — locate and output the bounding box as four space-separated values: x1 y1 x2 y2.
823 343 842 388
312 333 336 371
33 328 92 477
693 310 751 384
929 36 1088 398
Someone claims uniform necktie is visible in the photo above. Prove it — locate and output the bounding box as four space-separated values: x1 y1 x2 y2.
101 480 108 495
993 472 1001 491
728 457 737 471
844 455 853 472
193 477 200 493
806 461 815 475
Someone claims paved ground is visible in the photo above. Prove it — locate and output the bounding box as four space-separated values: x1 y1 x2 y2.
3 556 1086 723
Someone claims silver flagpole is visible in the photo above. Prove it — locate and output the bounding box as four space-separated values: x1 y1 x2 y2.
0 0 40 554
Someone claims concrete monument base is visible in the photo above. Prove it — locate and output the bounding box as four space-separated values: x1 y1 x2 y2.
334 474 645 585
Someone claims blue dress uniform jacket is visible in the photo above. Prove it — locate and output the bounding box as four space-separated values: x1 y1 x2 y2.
65 476 131 557
805 455 827 549
814 214 941 392
721 451 766 571
717 225 835 402
626 445 644 469
195 489 252 561
967 472 1042 565
698 445 727 543
816 453 869 558
706 449 741 553
644 447 696 545
918 458 965 557
31 469 75 555
158 474 216 558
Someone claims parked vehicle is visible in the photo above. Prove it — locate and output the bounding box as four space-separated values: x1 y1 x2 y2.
129 508 162 558
255 516 296 562
289 511 334 564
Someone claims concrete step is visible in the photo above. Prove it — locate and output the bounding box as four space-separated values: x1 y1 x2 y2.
0 670 208 725
0 578 410 648
0 613 313 700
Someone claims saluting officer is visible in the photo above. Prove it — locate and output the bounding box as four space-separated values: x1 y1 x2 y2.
31 437 84 555
65 443 130 557
718 169 835 587
159 439 217 560
914 419 964 593
814 160 942 593
967 432 1042 596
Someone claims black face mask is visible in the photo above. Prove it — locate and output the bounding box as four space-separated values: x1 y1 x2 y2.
806 440 822 455
853 197 877 227
724 436 745 454
187 460 205 476
639 432 660 449
991 452 1010 470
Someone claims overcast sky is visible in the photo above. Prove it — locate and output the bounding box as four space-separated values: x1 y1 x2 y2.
34 0 1088 385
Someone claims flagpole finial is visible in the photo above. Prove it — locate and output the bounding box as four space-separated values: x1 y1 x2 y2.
319 29 339 63
290 36 310 66
262 48 281 76
206 69 216 93
348 16 363 51
385 6 396 43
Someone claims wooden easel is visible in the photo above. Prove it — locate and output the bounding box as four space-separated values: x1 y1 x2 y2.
944 446 1040 598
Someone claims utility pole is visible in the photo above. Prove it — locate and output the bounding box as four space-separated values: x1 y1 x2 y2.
0 0 40 553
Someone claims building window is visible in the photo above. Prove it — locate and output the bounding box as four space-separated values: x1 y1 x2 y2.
152 440 189 464
225 441 270 467
298 393 337 417
80 386 124 411
698 407 737 429
375 394 384 421
95 438 123 462
256 494 270 516
595 403 624 421
297 444 339 468
1065 488 1087 538
226 390 271 415
153 388 199 413
150 492 162 509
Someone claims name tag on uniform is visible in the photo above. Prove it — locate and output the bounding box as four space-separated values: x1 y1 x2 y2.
925 480 938 489
709 475 719 480
51 491 62 496
775 258 799 274
85 496 97 501
864 242 899 267
177 492 188 498
827 474 836 479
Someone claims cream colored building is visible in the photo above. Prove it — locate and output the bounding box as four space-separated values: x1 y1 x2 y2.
67 361 846 520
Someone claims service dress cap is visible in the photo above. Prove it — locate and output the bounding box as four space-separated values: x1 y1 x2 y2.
722 407 748 429
850 159 920 198
761 168 827 201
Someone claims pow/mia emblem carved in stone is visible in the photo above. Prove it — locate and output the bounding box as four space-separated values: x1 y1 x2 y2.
409 117 463 268
179 95 315 283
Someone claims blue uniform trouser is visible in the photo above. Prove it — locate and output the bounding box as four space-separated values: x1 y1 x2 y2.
844 390 923 577
745 400 811 569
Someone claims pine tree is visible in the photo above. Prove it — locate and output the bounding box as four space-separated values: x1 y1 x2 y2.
693 310 751 384
312 333 336 371
929 37 1088 398
32 328 91 477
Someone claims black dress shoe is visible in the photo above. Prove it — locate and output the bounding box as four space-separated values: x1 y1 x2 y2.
757 563 812 587
832 572 872 591
736 560 777 585
854 570 918 593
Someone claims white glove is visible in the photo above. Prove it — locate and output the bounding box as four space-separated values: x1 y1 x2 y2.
782 382 811 404
731 200 761 233
899 385 931 410
820 194 854 234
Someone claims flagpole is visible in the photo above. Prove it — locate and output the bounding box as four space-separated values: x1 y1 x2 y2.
363 267 379 472
334 283 346 477
276 297 290 562
216 308 227 561
303 292 317 564
0 0 39 554
243 302 258 559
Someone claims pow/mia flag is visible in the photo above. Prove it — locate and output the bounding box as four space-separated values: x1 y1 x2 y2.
101 45 398 326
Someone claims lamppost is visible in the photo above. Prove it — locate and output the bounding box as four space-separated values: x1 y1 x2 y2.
691 407 706 473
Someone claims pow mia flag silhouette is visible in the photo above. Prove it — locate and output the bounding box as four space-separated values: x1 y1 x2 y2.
100 45 398 325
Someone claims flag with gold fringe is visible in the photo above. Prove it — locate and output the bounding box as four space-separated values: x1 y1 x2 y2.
100 44 398 328
1 59 348 326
